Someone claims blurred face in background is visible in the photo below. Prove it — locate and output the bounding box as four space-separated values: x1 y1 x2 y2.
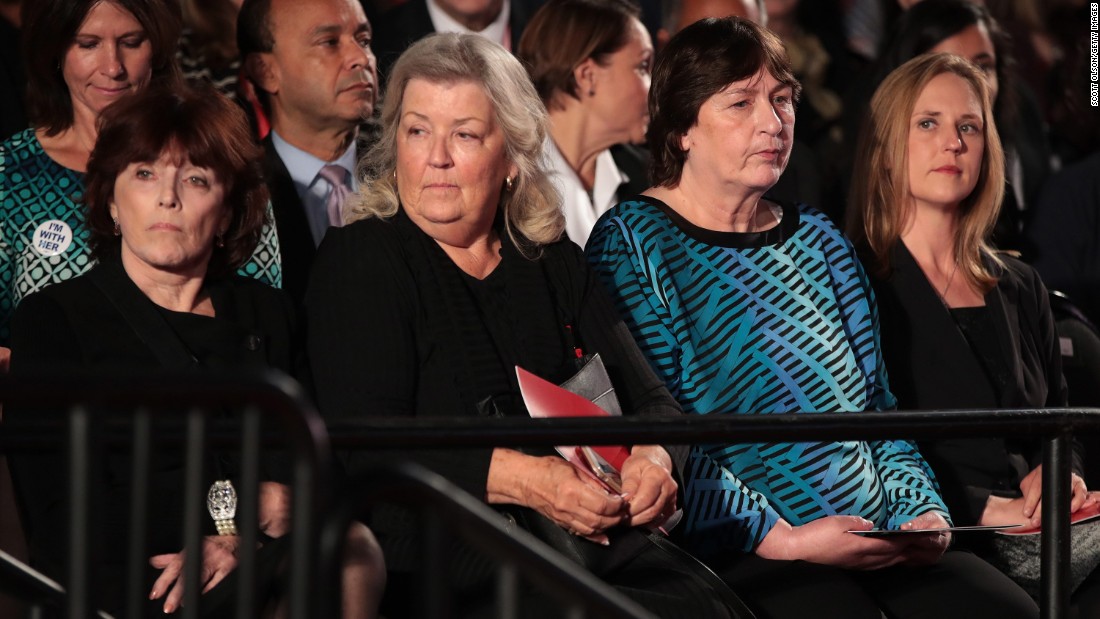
588 17 653 145
929 23 999 102
435 0 504 30
679 0 761 30
63 1 153 121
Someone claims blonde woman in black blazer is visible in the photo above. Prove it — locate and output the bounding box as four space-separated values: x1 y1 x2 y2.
849 53 1100 614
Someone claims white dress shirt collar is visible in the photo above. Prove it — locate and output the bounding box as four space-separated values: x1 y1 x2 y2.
543 138 629 249
270 131 359 246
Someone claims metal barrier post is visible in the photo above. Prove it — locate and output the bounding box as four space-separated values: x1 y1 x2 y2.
1041 432 1073 619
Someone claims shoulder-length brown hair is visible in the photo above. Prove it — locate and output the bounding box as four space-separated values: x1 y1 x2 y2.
85 83 268 278
22 0 183 137
517 0 641 108
648 16 800 188
846 53 1005 292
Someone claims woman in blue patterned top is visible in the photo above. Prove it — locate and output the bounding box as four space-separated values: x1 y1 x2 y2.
585 16 1037 619
0 0 281 352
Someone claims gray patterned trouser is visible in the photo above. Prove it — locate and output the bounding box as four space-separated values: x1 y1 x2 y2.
989 519 1100 598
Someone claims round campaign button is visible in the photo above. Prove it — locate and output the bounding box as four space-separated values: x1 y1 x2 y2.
32 220 74 256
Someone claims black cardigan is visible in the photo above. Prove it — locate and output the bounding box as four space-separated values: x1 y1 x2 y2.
305 208 687 570
870 242 1077 526
6 260 302 614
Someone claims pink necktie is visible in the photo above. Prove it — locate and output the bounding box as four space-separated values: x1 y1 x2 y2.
318 165 350 227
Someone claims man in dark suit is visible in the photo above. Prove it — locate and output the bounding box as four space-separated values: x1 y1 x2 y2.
238 0 377 303
372 0 543 79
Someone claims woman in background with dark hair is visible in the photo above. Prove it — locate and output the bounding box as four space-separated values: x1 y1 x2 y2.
7 83 384 618
517 0 653 248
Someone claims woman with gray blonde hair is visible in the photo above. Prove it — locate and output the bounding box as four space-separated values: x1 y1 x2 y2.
307 33 750 618
346 33 563 251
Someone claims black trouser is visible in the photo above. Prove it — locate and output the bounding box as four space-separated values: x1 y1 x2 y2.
380 528 752 618
711 549 1038 619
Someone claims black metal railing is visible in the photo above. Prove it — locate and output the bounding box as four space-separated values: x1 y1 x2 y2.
319 462 658 619
2 370 1097 619
0 370 330 619
0 371 654 618
326 408 1100 619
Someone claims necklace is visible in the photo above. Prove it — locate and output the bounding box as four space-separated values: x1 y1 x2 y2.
940 260 960 302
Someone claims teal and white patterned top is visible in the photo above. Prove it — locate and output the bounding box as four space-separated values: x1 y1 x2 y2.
586 196 948 555
0 128 283 345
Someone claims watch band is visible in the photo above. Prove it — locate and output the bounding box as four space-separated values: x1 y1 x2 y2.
207 480 239 536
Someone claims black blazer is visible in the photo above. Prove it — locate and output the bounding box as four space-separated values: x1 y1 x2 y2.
6 260 302 615
262 136 317 305
870 243 1075 526
372 0 543 79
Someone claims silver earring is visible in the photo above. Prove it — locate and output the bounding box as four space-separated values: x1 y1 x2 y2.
505 176 514 192
112 218 120 236
215 233 225 248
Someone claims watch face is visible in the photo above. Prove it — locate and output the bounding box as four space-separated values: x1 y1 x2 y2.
207 480 238 520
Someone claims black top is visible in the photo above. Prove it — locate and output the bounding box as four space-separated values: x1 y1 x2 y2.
646 196 800 249
869 242 1076 528
5 260 302 614
950 305 1012 406
305 207 687 570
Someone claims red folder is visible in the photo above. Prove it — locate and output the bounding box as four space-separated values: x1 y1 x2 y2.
516 365 630 490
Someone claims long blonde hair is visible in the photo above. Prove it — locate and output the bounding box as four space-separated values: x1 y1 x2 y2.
847 52 1006 292
347 33 564 251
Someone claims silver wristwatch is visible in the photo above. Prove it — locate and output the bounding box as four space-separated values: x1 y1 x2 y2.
207 480 239 536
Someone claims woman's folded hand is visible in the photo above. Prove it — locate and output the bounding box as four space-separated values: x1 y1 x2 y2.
487 448 627 536
620 444 678 528
755 516 909 570
148 535 243 614
898 511 951 565
1018 465 1091 526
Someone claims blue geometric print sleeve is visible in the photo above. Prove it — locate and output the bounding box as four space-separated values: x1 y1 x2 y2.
845 249 951 526
586 213 683 396
586 212 783 552
870 438 951 527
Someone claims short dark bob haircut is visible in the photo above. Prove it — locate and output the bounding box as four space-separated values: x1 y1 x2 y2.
648 17 800 188
85 84 269 277
517 0 641 107
21 0 183 137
